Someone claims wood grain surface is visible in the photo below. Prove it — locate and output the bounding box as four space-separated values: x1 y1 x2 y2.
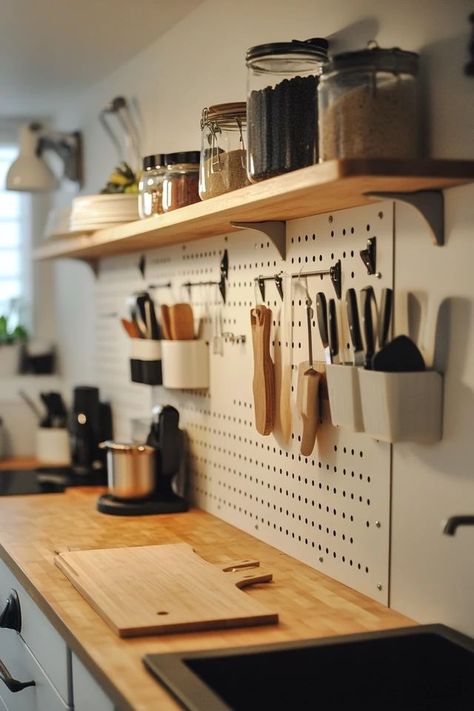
55 543 278 637
251 305 275 435
0 486 414 711
33 159 474 262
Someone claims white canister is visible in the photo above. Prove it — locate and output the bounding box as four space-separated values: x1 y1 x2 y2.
36 428 71 465
0 343 20 377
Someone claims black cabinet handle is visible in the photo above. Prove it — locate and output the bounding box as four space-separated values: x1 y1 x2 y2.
0 659 35 692
0 590 21 633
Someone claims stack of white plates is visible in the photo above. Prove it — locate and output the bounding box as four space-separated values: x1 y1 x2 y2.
70 194 139 232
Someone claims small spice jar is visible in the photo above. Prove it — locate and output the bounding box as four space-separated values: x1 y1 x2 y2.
318 44 420 161
246 38 328 182
162 151 200 212
199 103 250 200
138 154 166 218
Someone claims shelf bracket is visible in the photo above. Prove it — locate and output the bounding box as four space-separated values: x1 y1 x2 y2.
366 190 445 246
231 221 286 260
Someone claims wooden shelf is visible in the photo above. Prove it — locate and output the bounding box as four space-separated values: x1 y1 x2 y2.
34 159 474 262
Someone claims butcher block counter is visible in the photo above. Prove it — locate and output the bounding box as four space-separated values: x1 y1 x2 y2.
0 485 414 711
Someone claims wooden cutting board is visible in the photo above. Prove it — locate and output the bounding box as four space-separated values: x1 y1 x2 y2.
55 543 278 638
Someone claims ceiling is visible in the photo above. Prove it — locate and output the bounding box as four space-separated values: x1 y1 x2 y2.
0 0 203 117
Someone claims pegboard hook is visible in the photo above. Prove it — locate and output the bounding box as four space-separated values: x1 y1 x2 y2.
274 273 284 300
359 237 381 278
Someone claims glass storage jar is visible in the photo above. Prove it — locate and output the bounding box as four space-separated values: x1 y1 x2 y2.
162 152 200 212
318 45 420 161
138 154 166 218
246 38 328 182
199 102 250 200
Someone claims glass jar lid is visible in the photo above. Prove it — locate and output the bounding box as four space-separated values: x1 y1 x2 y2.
201 102 246 130
325 44 419 75
165 151 200 166
246 38 328 63
142 154 165 170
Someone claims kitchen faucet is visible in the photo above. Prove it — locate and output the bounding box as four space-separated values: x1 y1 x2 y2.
442 515 474 535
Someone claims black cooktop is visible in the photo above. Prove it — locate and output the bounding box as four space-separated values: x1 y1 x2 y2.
0 467 107 496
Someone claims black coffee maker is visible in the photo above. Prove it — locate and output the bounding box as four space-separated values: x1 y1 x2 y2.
69 386 112 482
97 405 188 516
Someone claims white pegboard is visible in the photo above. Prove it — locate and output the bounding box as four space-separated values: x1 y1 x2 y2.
94 201 394 603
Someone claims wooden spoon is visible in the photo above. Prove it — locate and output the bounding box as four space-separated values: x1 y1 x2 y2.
250 305 275 436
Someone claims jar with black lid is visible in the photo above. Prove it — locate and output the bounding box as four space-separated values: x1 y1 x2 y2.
318 44 420 160
138 153 166 218
162 151 200 212
199 102 250 200
246 38 328 182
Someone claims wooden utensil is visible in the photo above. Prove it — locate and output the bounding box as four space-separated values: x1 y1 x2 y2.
250 305 275 436
279 275 292 443
121 318 141 339
160 305 172 339
55 543 277 638
169 303 195 340
296 296 320 456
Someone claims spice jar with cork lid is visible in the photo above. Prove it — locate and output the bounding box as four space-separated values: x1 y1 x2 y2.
199 102 250 200
162 152 201 212
318 44 421 161
246 38 328 182
138 153 166 218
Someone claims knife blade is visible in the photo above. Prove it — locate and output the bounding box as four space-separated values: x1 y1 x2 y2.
378 287 393 349
316 292 332 364
346 288 365 366
360 286 377 369
328 298 339 364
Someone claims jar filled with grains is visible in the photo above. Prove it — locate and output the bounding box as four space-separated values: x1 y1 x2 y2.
162 152 201 212
318 44 421 161
138 154 166 218
246 38 328 182
199 103 250 200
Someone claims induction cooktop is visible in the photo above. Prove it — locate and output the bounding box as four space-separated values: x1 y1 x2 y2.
0 467 106 496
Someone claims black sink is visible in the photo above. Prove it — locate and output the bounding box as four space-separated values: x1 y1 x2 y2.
143 625 474 711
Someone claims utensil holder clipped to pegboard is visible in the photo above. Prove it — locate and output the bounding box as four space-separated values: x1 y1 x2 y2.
325 364 364 433
130 338 162 385
358 370 443 444
161 340 209 389
326 364 443 443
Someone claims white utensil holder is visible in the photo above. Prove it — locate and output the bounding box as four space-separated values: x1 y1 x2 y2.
358 370 443 444
161 340 209 389
325 363 364 432
130 339 162 385
36 427 70 464
0 343 20 377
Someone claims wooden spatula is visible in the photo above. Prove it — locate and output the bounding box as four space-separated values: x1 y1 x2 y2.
160 305 172 339
169 304 195 340
250 305 275 436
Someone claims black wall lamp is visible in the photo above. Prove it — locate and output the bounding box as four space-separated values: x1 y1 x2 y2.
6 123 83 192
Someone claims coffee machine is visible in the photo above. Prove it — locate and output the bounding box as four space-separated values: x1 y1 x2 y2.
69 386 112 482
97 405 188 516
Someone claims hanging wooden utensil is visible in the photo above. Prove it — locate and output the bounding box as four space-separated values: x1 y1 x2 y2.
250 305 275 436
169 303 195 340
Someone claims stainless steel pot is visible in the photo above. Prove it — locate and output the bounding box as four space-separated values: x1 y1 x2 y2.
99 441 155 500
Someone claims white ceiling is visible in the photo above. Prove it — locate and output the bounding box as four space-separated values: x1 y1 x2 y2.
0 0 203 117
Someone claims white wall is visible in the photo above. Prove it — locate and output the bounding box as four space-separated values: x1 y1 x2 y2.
48 0 474 630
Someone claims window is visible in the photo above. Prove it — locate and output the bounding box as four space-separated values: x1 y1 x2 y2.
0 145 30 327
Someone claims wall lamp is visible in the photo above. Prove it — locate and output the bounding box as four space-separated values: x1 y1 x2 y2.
6 123 83 192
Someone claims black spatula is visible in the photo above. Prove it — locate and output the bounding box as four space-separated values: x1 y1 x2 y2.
371 335 426 372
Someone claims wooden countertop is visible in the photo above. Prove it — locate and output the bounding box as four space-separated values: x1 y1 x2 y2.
0 486 414 711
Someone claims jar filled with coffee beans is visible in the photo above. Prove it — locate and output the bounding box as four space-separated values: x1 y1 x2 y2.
318 44 420 160
246 38 328 182
162 152 201 212
199 102 250 200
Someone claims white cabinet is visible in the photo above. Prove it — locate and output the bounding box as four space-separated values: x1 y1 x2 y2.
71 653 115 711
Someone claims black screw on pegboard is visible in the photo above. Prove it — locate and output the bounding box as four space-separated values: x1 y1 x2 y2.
465 13 474 76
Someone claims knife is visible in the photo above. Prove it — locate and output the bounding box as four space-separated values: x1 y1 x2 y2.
346 288 365 366
328 298 339 364
378 287 393 349
316 292 332 364
360 286 377 369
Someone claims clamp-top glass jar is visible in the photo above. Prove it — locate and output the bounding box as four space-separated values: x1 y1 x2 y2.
318 44 420 160
162 151 200 212
199 103 250 200
138 154 166 218
246 38 328 182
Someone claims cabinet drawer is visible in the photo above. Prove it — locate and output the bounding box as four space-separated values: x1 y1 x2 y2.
0 631 71 711
71 653 115 711
0 558 70 705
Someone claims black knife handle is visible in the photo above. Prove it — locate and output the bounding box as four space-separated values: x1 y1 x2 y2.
346 288 363 353
361 286 377 369
378 288 393 348
316 292 329 348
328 299 339 360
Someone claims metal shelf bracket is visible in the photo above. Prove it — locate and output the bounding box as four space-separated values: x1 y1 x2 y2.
366 190 445 246
231 220 286 260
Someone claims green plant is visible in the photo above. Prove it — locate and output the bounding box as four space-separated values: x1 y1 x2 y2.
0 315 28 345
